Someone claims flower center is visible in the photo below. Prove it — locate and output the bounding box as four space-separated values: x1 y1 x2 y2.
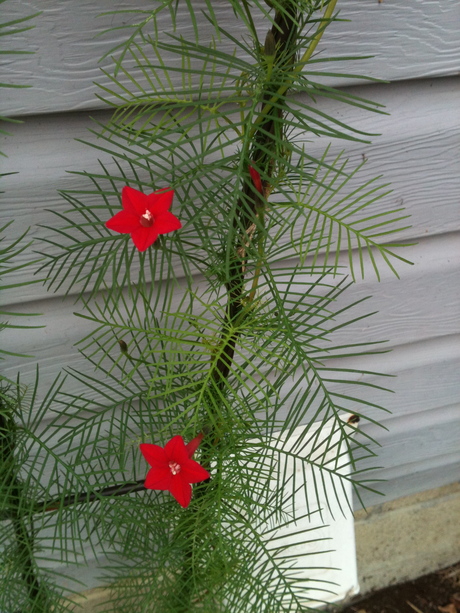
169 461 181 476
139 210 154 228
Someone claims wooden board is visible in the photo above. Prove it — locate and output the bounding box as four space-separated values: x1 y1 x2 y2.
2 0 460 116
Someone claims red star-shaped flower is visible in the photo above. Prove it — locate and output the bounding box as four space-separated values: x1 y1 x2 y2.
140 434 210 508
106 186 182 252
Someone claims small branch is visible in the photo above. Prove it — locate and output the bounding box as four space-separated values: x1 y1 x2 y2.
37 479 146 514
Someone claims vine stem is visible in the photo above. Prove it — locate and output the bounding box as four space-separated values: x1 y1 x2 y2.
1 401 50 612
249 0 339 140
248 209 266 303
13 516 48 612
35 479 145 514
170 5 307 608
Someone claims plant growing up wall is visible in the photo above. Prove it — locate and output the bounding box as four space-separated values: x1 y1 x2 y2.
1 1 412 611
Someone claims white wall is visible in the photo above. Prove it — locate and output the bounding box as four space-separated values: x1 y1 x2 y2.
2 0 460 510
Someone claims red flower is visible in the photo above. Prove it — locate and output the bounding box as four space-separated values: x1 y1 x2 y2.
140 434 210 508
106 186 182 252
249 164 263 195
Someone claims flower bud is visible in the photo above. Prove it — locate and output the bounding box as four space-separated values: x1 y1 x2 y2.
186 433 204 458
264 31 276 60
249 164 263 195
118 339 128 354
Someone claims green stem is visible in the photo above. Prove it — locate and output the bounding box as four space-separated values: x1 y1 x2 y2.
1 394 50 611
13 516 49 612
36 479 145 514
299 0 339 65
171 4 303 607
248 210 266 303
240 0 258 39
249 0 339 140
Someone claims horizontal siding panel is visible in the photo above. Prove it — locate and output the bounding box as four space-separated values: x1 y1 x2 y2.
2 0 460 116
1 77 459 302
357 407 460 506
2 0 459 520
3 266 460 452
363 460 460 507
3 234 460 389
279 335 460 425
4 320 460 420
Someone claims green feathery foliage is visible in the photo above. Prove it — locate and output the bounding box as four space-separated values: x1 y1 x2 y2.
1 0 43 365
0 222 44 363
0 0 41 157
2 1 412 611
1 0 43 375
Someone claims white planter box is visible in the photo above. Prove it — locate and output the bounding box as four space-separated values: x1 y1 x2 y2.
259 414 360 608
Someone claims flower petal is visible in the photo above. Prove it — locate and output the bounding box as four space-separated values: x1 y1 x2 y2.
154 211 182 235
169 475 192 508
139 443 167 468
185 433 204 458
164 435 189 464
122 186 148 216
181 458 210 484
144 466 173 491
106 210 140 234
147 189 174 215
130 226 158 252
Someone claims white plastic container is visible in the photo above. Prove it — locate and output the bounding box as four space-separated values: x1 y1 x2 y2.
259 414 360 608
